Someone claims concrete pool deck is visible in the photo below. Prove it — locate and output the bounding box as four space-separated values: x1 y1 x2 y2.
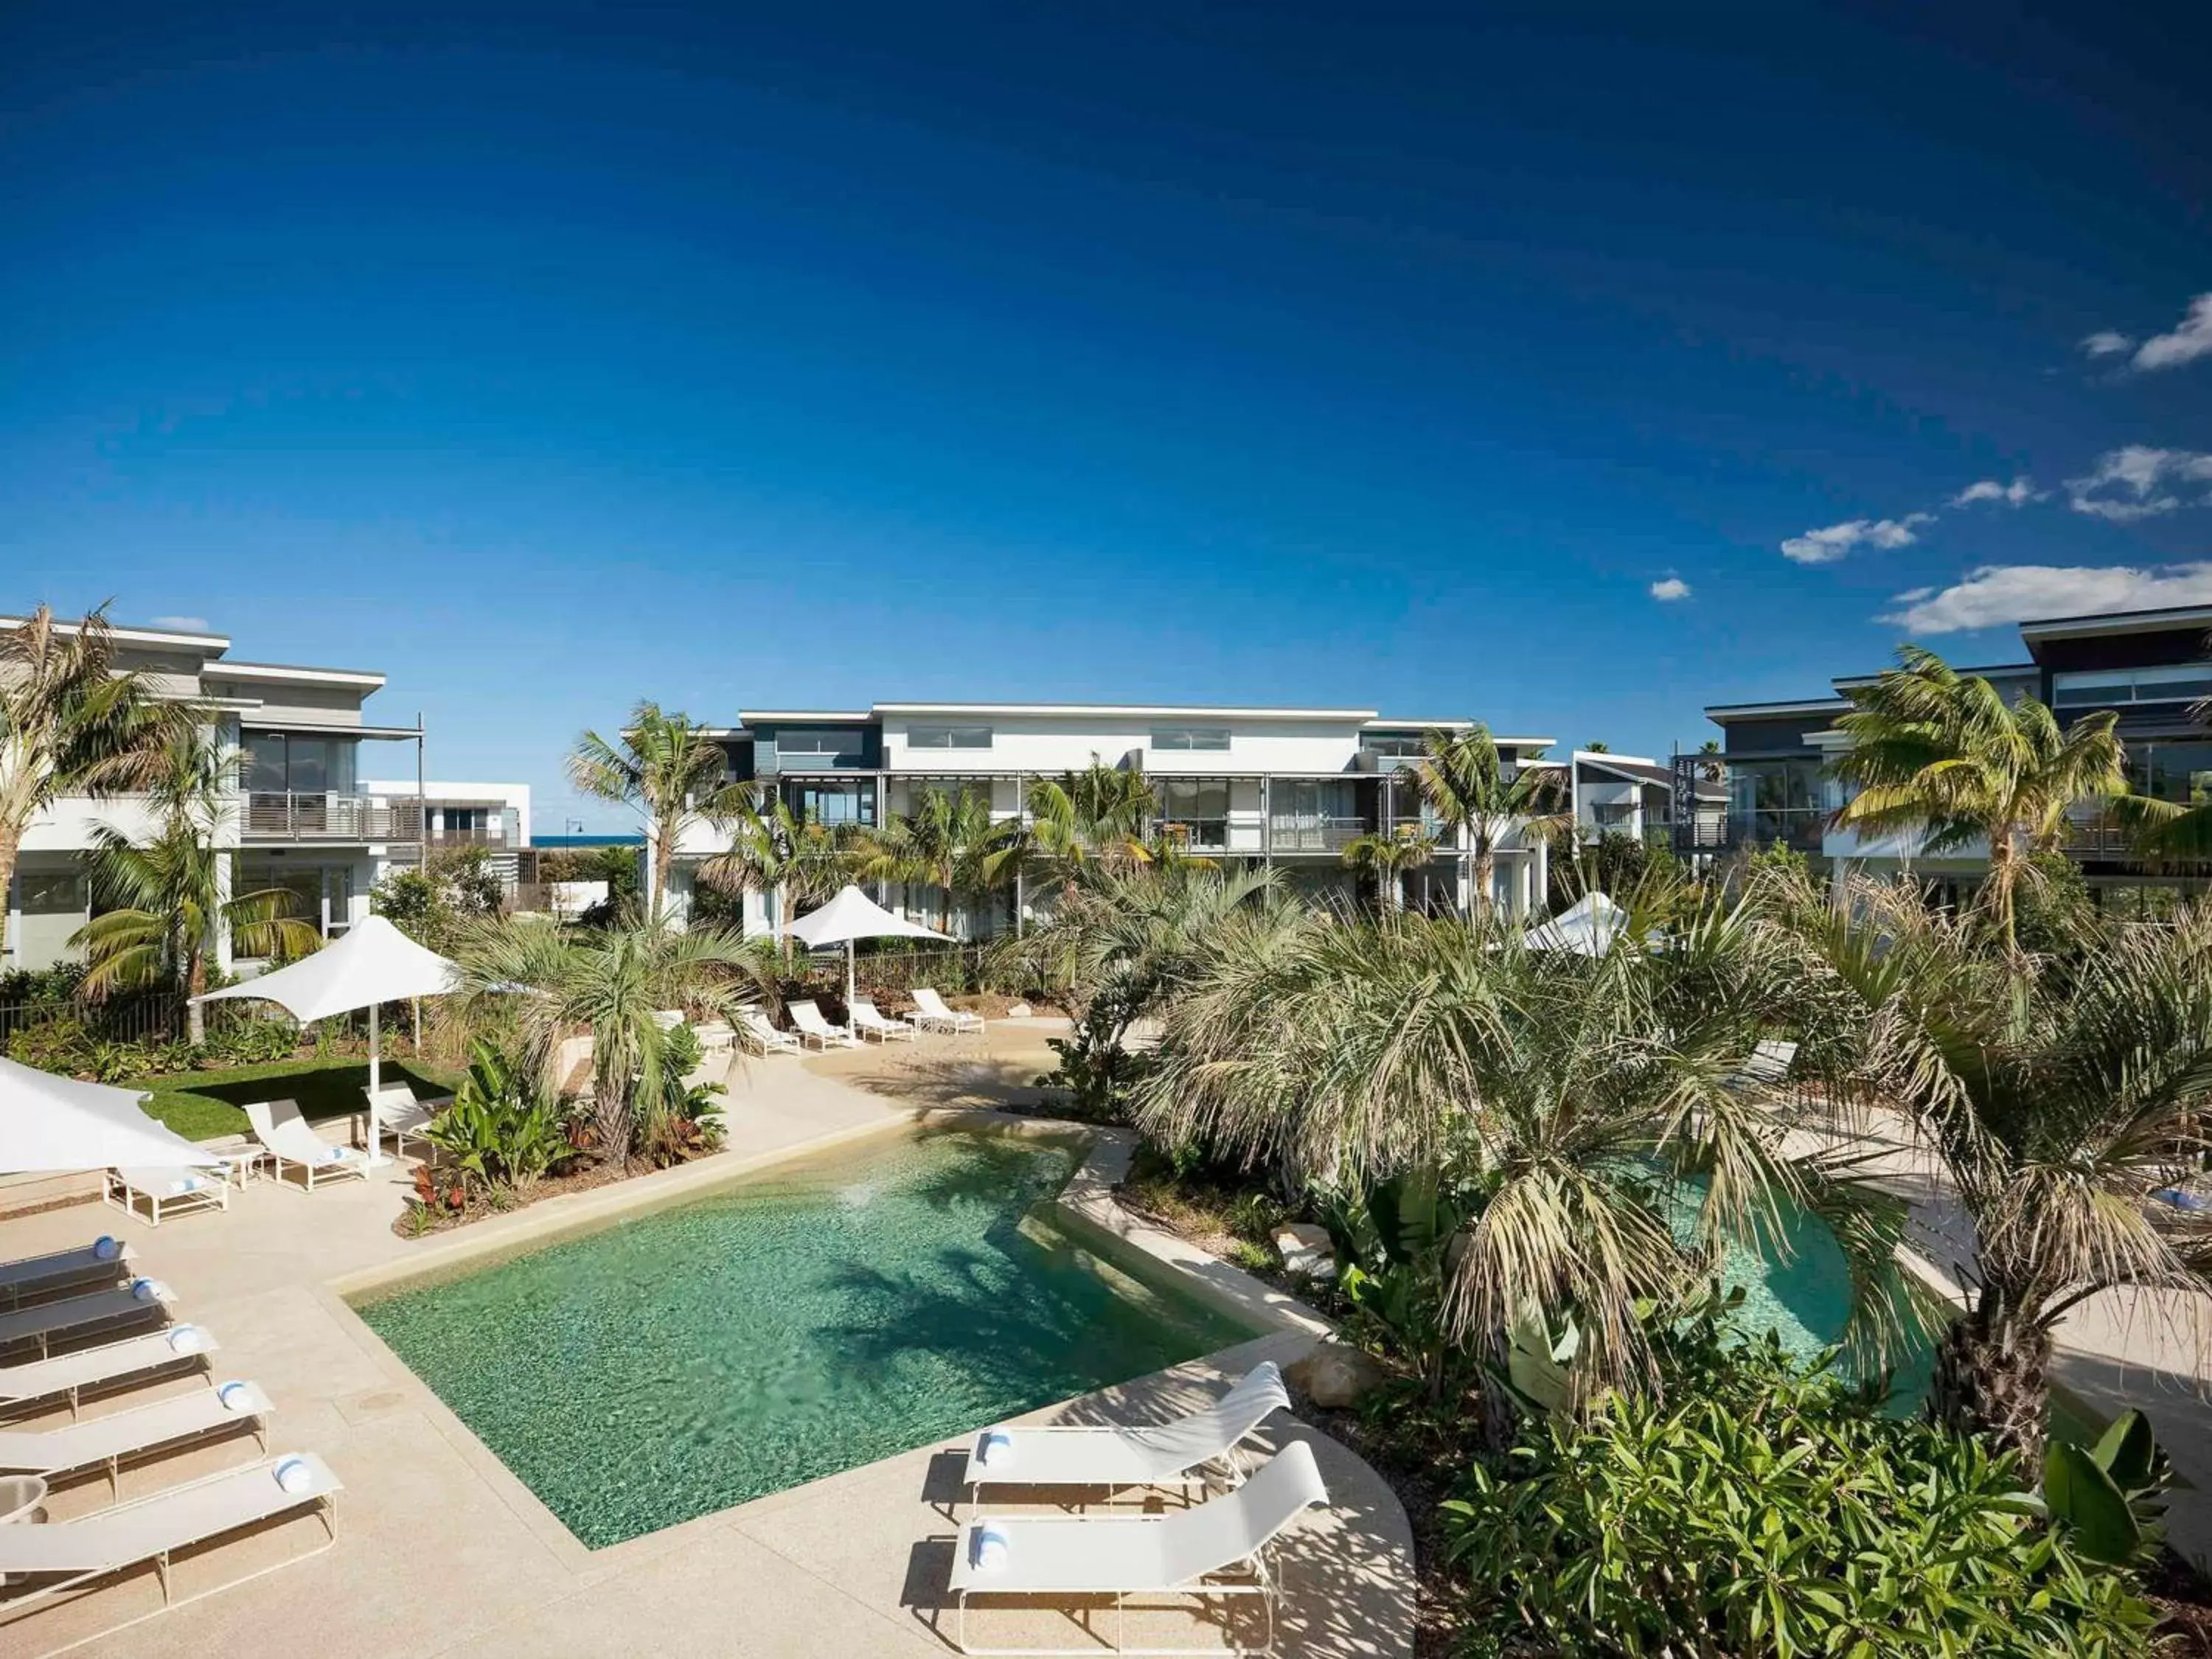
0 1023 1415 1658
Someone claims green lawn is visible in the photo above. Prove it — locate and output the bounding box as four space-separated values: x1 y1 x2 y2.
128 1058 463 1142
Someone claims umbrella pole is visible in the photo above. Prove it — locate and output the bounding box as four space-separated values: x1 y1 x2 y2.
366 1002 387 1166
846 940 855 1018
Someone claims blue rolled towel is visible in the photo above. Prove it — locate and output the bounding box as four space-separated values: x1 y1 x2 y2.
970 1523 1011 1572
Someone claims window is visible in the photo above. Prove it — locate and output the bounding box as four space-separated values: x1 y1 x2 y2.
906 724 993 750
244 731 358 795
774 727 866 761
1157 779 1229 820
2053 666 2212 709
18 870 85 914
787 779 876 827
1150 726 1231 752
1360 731 1427 758
2131 741 2212 804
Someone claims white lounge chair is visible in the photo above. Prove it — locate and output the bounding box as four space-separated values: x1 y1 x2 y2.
913 988 987 1035
961 1363 1290 1512
244 1099 369 1192
849 998 917 1043
0 1380 272 1496
0 1241 135 1310
949 1439 1329 1657
1728 1039 1799 1092
740 1009 804 1057
0 1453 341 1633
0 1284 176 1363
692 1020 737 1055
787 1000 859 1050
365 1083 441 1161
105 1166 231 1227
0 1326 220 1420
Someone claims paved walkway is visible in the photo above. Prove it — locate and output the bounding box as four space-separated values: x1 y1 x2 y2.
0 1026 1413 1658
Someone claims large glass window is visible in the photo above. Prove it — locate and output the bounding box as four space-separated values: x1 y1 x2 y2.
775 728 866 762
19 869 85 914
1150 726 1232 752
244 732 357 794
1360 731 1427 758
2054 666 2212 711
906 724 992 750
787 779 876 827
2131 740 2212 804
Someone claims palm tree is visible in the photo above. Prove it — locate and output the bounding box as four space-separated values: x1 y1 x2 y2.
1829 647 2151 951
1137 894 1907 1445
1340 827 1436 911
849 786 1020 936
566 702 740 923
1022 765 1154 900
1794 876 2212 1464
1696 739 1724 784
0 605 192 960
71 726 321 1040
697 788 852 949
1413 725 1571 917
451 914 773 1166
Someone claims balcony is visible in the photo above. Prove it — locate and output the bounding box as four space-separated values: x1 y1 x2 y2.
1152 818 1229 853
244 792 425 844
1672 807 1826 856
1268 815 1369 854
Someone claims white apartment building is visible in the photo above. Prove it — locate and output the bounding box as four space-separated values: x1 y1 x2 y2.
3 615 530 974
664 702 1557 936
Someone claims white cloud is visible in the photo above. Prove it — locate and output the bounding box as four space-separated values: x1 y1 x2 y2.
2133 293 2212 372
1779 512 1933 564
2081 329 2135 358
2065 445 2212 521
1885 561 2212 634
1648 576 1691 602
148 614 211 632
1950 477 2039 507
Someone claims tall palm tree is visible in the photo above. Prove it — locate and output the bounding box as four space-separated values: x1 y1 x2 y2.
0 605 191 960
71 726 320 1040
1413 724 1571 917
849 786 1020 936
566 702 740 923
1829 647 2152 950
1022 765 1154 900
697 787 852 948
1794 876 2212 1464
1339 827 1436 911
452 914 773 1166
1138 895 1907 1445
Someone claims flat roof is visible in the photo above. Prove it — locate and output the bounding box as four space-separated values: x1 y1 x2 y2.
1704 698 1850 721
209 660 388 689
870 701 1383 721
2020 605 2212 641
1830 661 2034 689
0 615 233 652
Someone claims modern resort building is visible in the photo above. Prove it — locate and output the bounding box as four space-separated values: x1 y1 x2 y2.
2 614 532 973
1679 602 2212 905
663 702 1559 934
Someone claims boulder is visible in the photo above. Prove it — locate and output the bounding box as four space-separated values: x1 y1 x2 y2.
1284 1342 1389 1410
1272 1222 1335 1280
1006 1001 1032 1018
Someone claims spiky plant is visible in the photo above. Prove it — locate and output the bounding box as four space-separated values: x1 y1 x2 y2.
0 605 194 960
1413 724 1571 917
566 702 741 922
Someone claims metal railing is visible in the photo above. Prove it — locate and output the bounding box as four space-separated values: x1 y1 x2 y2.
1151 818 1230 852
1672 809 1826 855
1267 815 1371 853
243 793 425 843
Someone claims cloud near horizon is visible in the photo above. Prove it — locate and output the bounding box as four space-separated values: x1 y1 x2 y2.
1885 561 2212 634
2065 446 2212 521
1779 513 1931 564
1648 576 1691 601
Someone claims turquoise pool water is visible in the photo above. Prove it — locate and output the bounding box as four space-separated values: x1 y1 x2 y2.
352 1129 1253 1548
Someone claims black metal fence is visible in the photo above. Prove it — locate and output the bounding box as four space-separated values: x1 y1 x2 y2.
0 993 188 1050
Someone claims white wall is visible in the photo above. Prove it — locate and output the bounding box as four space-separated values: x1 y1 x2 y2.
880 714 1373 777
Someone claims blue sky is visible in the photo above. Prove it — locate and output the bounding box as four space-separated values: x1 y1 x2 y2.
4 4 2208 830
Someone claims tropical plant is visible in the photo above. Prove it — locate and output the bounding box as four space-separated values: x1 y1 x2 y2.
72 726 321 1040
1137 896 1912 1446
698 788 852 949
1444 1330 2160 1659
451 913 773 1166
1321 1167 1479 1403
641 1021 726 1164
1338 826 1435 911
1829 646 2158 950
370 846 505 953
567 701 741 922
1792 877 2212 1465
423 1038 572 1192
849 786 1020 936
1412 724 1571 916
1021 765 1154 900
0 605 195 961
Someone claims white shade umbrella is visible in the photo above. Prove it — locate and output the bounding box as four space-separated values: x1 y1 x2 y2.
195 915 461 1165
783 885 953 1011
0 1056 223 1175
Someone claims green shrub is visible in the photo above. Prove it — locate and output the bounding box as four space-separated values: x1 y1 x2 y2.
424 1040 571 1192
1443 1336 2160 1658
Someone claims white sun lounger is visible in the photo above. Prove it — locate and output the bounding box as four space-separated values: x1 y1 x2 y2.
849 998 917 1043
740 1010 804 1057
106 1166 231 1227
787 1000 859 1049
244 1099 369 1191
0 1284 177 1363
0 1380 271 1495
365 1083 443 1161
912 988 986 1035
961 1363 1290 1512
0 1326 220 1419
0 1453 342 1635
949 1439 1329 1657
0 1242 135 1310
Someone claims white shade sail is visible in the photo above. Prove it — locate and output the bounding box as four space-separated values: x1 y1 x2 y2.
192 915 459 1020
1526 891 1630 956
0 1057 223 1175
784 886 953 949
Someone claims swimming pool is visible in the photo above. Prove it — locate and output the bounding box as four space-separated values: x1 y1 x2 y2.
352 1127 1255 1547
